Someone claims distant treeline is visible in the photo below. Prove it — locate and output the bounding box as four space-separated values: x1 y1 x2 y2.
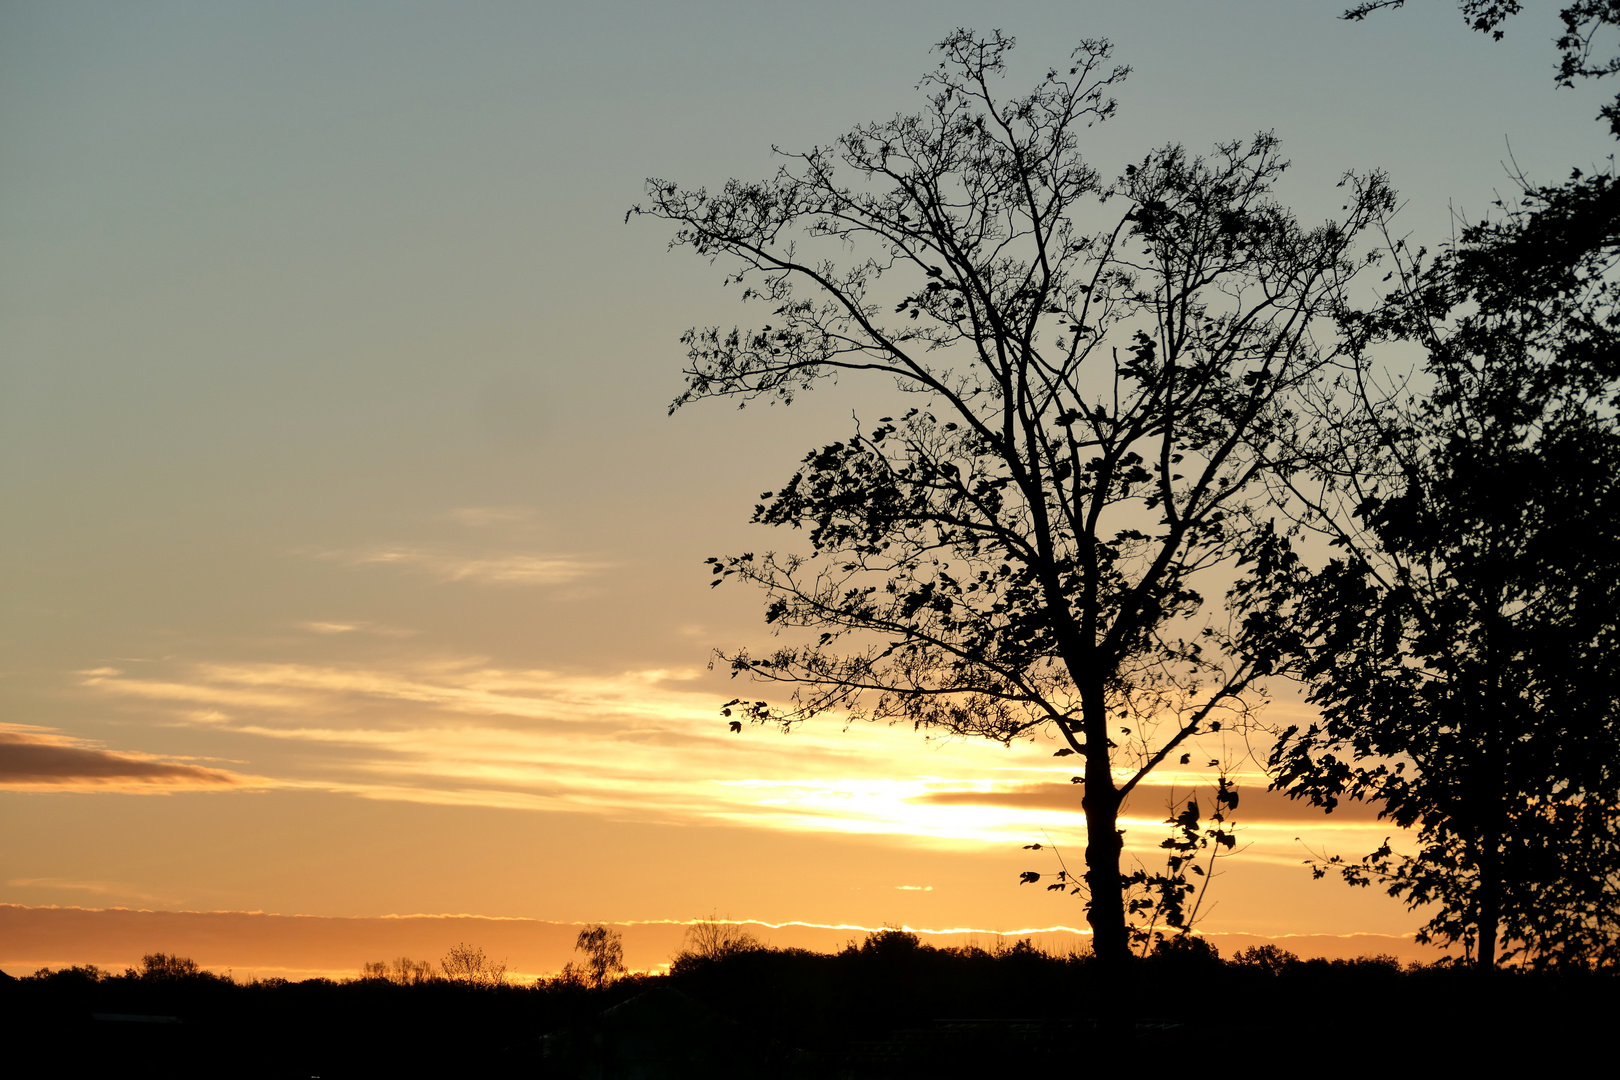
8 928 1617 1075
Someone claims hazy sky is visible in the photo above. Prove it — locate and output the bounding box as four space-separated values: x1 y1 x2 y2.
2 1 1612 970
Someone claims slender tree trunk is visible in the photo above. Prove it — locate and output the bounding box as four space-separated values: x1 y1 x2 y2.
1082 685 1130 966
1475 616 1503 971
1476 712 1502 969
1477 845 1500 970
1084 783 1128 964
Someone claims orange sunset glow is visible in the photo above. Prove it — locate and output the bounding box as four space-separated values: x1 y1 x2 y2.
4 3 1616 1031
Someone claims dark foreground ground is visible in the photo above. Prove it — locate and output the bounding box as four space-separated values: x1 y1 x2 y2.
4 935 1614 1077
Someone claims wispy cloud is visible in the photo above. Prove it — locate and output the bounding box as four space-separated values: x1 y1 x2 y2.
914 782 1385 823
6 878 176 904
297 621 416 638
0 724 254 791
72 658 1395 859
329 547 609 586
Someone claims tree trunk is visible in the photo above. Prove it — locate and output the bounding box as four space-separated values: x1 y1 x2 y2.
1475 621 1503 971
1476 726 1502 969
1082 684 1130 966
1084 780 1129 964
1477 849 1500 970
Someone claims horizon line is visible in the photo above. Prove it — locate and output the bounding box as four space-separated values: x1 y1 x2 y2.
0 904 1419 942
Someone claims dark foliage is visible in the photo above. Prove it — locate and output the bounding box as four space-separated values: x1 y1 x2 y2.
2 959 655 1078
1232 7 1620 967
1343 1 1620 134
1234 225 1620 967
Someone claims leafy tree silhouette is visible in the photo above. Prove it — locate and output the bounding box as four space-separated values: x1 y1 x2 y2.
1232 0 1620 972
130 953 228 982
634 28 1393 966
564 924 626 989
1230 943 1299 975
1235 235 1620 968
439 942 508 988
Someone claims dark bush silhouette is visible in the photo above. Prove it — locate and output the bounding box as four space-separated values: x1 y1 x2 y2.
673 915 762 968
29 963 107 984
1230 943 1299 975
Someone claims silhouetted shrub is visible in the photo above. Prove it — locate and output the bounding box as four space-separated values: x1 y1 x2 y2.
27 964 108 984
1148 934 1222 966
850 928 924 959
1230 944 1299 975
132 953 229 983
992 937 1043 959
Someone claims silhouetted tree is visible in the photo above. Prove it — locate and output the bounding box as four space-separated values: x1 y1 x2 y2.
137 952 202 979
1230 943 1299 974
1022 772 1241 957
392 956 435 985
1342 1 1620 285
130 952 228 982
567 924 626 989
679 915 762 962
1228 0 1620 972
1234 173 1620 968
634 29 1393 966
360 956 435 985
440 942 508 988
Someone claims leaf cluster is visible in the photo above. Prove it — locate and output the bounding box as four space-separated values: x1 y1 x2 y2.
1343 1 1620 134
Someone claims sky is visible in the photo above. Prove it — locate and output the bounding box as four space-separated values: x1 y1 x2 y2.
2 0 1614 977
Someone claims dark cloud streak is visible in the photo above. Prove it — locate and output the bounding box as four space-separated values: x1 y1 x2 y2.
915 783 1385 823
0 732 239 787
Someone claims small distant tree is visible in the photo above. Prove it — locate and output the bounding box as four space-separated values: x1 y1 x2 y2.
851 928 925 958
359 958 434 984
680 915 763 962
390 956 435 985
440 943 508 988
139 953 201 979
132 953 225 982
565 924 626 989
1230 943 1299 975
